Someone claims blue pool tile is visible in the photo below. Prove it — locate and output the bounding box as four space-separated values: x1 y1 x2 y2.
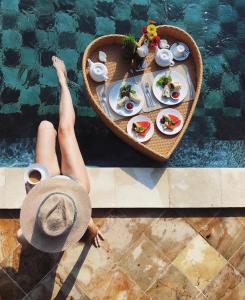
19 85 41 105
221 73 240 94
1 103 21 113
205 90 223 109
2 67 22 89
218 4 237 24
36 30 58 50
75 32 95 53
17 13 36 31
55 11 77 33
113 1 131 21
223 108 241 117
39 67 58 87
95 16 115 36
1 0 19 12
57 49 79 70
2 30 22 49
20 47 38 66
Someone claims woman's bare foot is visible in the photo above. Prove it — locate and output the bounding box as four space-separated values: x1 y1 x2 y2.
87 219 104 248
52 56 67 86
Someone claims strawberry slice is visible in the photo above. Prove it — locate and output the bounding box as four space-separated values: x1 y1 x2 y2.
169 114 181 125
133 121 150 136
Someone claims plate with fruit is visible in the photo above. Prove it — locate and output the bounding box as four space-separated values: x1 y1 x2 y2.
109 83 144 117
127 115 154 143
156 108 184 135
152 71 188 105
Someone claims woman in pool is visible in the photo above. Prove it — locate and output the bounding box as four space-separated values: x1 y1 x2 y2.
21 57 104 249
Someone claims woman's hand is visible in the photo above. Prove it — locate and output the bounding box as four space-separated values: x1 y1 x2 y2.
87 219 105 248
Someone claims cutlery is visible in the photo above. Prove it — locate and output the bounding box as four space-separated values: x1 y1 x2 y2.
144 82 155 107
100 85 111 117
141 83 152 108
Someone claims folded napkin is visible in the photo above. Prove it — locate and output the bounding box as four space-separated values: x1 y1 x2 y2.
96 64 195 121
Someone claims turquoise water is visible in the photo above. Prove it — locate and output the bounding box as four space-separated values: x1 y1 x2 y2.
0 0 244 166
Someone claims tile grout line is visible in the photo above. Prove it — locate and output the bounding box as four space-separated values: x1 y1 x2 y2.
23 256 61 298
0 266 27 297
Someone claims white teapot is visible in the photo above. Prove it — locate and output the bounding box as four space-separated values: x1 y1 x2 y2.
87 59 108 82
155 48 175 67
137 44 149 58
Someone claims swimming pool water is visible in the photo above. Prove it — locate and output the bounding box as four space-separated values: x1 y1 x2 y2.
0 0 244 167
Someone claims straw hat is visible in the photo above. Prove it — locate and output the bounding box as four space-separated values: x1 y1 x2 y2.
20 178 91 253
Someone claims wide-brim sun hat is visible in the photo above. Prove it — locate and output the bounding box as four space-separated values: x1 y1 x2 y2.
20 177 91 253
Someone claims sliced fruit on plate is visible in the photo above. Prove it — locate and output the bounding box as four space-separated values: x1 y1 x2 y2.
133 121 151 137
160 114 181 130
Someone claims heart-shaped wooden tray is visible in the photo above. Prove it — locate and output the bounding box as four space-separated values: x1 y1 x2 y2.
82 25 203 162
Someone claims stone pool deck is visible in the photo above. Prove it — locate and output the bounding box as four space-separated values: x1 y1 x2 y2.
0 208 244 299
0 167 244 299
0 167 244 208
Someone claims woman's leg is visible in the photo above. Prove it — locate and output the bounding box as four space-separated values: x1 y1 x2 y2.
52 56 104 247
35 120 60 176
52 56 90 193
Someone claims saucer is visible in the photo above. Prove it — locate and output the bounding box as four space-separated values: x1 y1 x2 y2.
170 42 190 61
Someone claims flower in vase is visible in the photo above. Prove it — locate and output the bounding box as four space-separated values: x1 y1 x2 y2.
147 24 157 34
150 35 160 48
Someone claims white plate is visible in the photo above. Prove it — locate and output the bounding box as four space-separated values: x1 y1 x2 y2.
152 71 188 105
108 82 144 117
156 108 184 135
127 115 154 143
170 42 190 61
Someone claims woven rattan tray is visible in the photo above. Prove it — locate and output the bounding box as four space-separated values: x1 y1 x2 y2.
82 25 203 162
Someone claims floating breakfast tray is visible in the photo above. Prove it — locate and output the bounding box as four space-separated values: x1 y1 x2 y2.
82 25 203 162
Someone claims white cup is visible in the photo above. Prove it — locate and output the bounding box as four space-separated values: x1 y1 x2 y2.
24 163 49 187
175 44 185 57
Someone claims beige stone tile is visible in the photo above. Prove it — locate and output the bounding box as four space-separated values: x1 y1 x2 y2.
144 216 197 261
2 168 26 209
118 233 169 291
221 168 245 207
229 242 245 277
24 264 89 300
102 265 148 300
0 168 6 187
199 217 245 259
0 244 61 293
98 209 160 262
169 168 222 207
172 235 227 290
59 242 115 299
0 267 26 300
202 264 245 300
0 217 19 263
88 168 116 208
115 168 169 207
146 264 200 300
